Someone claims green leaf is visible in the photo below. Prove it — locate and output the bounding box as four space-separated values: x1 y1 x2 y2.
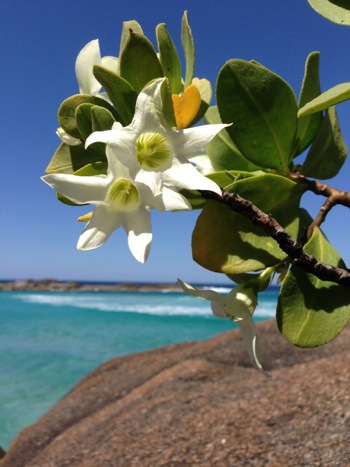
119 20 143 57
204 106 262 171
301 106 347 179
308 0 350 25
160 79 177 128
119 31 163 93
58 94 118 139
277 227 350 347
156 23 182 94
217 60 298 174
181 11 194 88
75 104 115 156
298 82 350 116
181 170 256 209
295 52 323 156
91 105 116 131
93 65 138 125
45 143 106 175
192 174 305 274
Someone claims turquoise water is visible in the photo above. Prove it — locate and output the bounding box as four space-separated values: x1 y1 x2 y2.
0 286 278 449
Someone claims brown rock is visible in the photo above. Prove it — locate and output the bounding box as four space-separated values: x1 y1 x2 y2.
1 320 350 466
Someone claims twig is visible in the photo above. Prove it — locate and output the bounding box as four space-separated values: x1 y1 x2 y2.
291 173 350 237
199 189 350 287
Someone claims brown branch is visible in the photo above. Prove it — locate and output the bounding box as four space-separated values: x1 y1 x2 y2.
199 189 350 287
291 173 350 237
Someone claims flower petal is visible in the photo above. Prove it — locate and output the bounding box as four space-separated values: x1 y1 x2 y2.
132 79 165 131
100 55 119 74
78 205 122 250
210 301 227 318
56 128 81 146
42 173 108 205
170 123 230 157
123 207 152 263
158 187 192 211
75 39 102 95
235 313 271 378
162 159 222 195
178 280 226 304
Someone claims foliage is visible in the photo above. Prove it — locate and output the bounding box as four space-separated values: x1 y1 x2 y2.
42 6 350 375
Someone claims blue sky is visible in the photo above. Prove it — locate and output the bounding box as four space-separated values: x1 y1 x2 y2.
1 0 350 284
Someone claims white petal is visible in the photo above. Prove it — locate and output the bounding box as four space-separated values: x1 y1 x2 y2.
132 79 165 131
75 39 102 95
86 127 139 173
100 55 119 74
210 301 227 318
56 128 81 146
188 155 215 175
42 173 108 205
162 159 222 195
236 313 271 378
78 205 122 250
135 170 162 196
158 187 192 211
178 280 226 304
123 207 152 263
170 123 230 157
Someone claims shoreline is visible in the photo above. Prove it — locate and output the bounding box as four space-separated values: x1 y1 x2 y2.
0 278 184 293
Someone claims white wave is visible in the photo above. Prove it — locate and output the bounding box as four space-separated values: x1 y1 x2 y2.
14 291 277 319
14 293 213 317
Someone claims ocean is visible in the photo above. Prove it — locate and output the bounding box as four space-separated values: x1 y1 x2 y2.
0 285 278 450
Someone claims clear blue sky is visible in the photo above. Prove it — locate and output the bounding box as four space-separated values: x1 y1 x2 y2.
1 0 350 284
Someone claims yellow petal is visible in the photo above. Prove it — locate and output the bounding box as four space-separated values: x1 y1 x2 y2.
172 85 201 129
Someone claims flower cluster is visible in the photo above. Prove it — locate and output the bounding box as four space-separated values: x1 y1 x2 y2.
42 40 227 262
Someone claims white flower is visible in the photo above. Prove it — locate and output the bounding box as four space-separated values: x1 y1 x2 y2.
75 39 119 96
42 149 191 263
57 40 119 146
85 79 228 197
178 280 271 377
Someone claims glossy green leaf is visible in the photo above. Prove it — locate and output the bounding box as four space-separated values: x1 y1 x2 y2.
192 174 305 274
119 31 163 93
58 94 118 139
217 60 298 174
156 23 182 95
277 227 350 347
301 106 347 179
295 52 323 156
308 0 350 25
45 143 106 175
204 106 262 171
93 65 138 125
181 11 194 88
298 82 350 116
119 20 143 57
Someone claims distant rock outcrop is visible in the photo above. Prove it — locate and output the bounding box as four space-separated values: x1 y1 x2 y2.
0 279 181 292
1 320 350 466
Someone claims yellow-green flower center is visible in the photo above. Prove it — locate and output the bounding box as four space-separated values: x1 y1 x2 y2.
107 179 140 212
135 132 172 171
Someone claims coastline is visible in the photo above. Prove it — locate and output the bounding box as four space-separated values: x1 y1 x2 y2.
0 278 184 293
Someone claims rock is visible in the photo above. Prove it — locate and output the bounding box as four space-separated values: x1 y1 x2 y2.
0 279 182 293
1 320 350 466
